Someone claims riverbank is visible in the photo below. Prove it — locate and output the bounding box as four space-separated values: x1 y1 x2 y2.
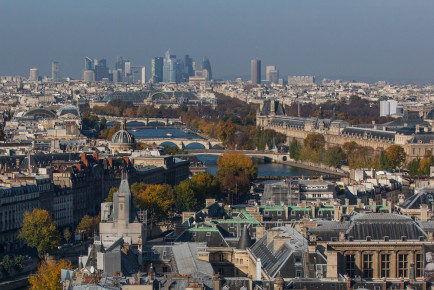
272 157 348 177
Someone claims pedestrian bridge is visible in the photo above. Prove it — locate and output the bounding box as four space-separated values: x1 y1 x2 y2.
97 115 183 126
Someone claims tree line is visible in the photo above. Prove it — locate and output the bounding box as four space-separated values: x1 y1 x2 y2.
289 133 407 171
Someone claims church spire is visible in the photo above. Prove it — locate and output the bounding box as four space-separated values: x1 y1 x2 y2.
121 118 127 130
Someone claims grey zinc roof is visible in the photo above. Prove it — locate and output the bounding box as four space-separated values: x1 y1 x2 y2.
249 227 307 278
346 213 427 241
172 243 214 277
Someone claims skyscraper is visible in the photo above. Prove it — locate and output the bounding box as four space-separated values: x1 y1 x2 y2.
94 59 109 81
29 68 39 82
251 59 261 85
202 58 212 81
266 66 275 81
141 66 146 84
151 57 163 83
184 55 194 77
163 49 177 83
83 70 95 82
84 57 93 71
51 61 59 82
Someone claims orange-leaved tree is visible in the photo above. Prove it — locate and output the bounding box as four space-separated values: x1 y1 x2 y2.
29 259 71 290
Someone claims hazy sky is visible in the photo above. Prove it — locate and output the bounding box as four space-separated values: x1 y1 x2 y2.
1 0 434 83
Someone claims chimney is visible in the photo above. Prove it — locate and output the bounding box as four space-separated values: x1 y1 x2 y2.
420 204 429 221
81 153 86 162
92 153 99 161
398 194 405 204
382 198 387 206
267 229 282 246
345 198 349 206
256 225 265 240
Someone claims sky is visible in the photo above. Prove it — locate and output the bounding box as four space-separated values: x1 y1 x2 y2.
0 0 433 83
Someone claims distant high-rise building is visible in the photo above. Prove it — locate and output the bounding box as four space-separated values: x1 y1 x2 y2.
141 66 146 84
163 49 177 83
112 69 121 83
84 57 93 71
51 61 59 82
251 59 261 85
83 70 95 82
266 66 275 81
124 61 131 78
94 59 109 81
184 55 194 77
29 68 39 82
380 100 398 117
151 57 164 83
202 58 212 81
287 76 315 85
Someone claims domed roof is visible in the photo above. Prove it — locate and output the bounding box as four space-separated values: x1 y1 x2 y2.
57 104 81 117
111 119 135 145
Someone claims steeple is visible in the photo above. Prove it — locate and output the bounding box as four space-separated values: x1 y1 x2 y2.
112 170 137 223
237 225 253 250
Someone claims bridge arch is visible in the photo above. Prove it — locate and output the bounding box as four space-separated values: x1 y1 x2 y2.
159 141 180 148
184 142 206 150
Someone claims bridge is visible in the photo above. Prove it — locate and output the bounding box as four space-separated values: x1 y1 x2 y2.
136 138 223 150
96 115 183 126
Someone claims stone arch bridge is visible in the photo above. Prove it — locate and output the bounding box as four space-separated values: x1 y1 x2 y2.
136 138 223 150
96 115 183 126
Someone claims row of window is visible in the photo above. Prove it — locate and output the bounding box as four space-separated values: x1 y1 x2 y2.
346 253 423 278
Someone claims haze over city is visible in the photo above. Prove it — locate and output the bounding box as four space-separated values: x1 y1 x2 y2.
1 0 434 83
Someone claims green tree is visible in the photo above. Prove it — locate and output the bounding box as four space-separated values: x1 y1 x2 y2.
191 172 219 200
75 214 100 239
289 138 301 160
1 255 12 275
0 127 5 141
378 151 393 171
408 158 421 176
216 152 258 196
14 255 25 272
386 145 406 168
18 209 60 258
105 186 119 202
325 146 345 167
174 180 198 211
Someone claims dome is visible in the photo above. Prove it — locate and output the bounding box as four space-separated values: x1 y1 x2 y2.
57 104 80 117
111 130 135 145
110 119 136 151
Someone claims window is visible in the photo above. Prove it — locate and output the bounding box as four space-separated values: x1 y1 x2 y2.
363 254 373 278
296 270 302 277
291 211 296 216
264 211 269 216
398 254 408 278
277 211 282 215
295 256 302 263
381 254 390 278
206 232 211 237
346 255 356 278
416 253 423 278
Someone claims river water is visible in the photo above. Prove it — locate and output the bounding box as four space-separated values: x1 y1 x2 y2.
128 127 321 177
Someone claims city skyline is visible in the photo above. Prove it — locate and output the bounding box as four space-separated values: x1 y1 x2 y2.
1 0 434 83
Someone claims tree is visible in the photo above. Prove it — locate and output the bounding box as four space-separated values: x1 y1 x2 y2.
174 180 198 212
325 146 345 167
14 255 25 272
408 158 421 176
29 259 71 290
75 215 100 239
378 151 393 171
386 145 406 168
63 229 72 243
105 186 119 202
304 133 325 152
134 184 175 222
0 127 5 141
191 172 219 200
18 209 60 258
216 152 258 196
289 138 301 160
1 255 12 275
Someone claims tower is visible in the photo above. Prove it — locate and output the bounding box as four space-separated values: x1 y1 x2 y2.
141 66 146 84
202 57 212 81
163 49 177 83
52 61 59 82
151 57 163 83
29 68 39 82
251 59 261 85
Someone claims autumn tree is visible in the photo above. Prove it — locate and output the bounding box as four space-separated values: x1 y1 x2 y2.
63 229 72 243
216 152 258 197
18 209 60 258
325 146 346 167
134 184 175 222
191 172 219 200
14 255 25 272
386 145 406 168
105 186 119 202
1 255 12 275
417 150 434 175
75 214 100 239
304 133 325 152
29 259 71 290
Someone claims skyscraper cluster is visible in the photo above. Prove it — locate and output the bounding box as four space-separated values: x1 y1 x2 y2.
251 59 280 85
151 50 212 84
83 57 145 83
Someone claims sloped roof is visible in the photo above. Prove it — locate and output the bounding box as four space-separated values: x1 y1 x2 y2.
172 243 214 276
